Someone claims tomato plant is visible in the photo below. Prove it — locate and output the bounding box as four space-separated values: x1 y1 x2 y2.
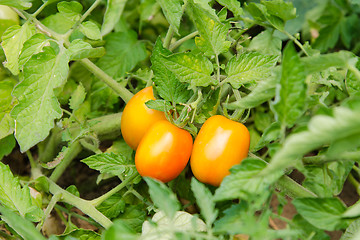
135 120 193 183
120 86 166 150
190 115 250 186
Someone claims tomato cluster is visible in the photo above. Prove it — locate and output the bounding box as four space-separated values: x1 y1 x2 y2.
120 87 250 186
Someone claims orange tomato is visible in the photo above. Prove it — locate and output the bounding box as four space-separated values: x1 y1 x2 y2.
121 86 166 150
190 115 250 186
135 120 193 183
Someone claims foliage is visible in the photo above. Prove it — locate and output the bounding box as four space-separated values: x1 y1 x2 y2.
1 0 360 239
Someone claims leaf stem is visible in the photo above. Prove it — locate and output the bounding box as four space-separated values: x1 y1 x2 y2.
47 178 112 229
32 1 49 18
169 31 199 51
281 30 309 57
164 27 175 49
49 141 83 182
80 59 133 103
89 173 139 207
36 193 62 230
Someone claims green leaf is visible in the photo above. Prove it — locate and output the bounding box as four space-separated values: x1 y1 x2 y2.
262 107 360 176
42 1 82 34
154 51 216 88
341 218 360 240
216 0 243 18
225 52 278 88
301 51 356 74
19 33 50 68
11 46 69 152
191 178 218 226
214 158 281 201
0 206 46 240
1 22 36 75
67 39 105 60
0 0 32 9
188 0 231 56
97 30 147 79
69 83 86 111
346 57 360 96
291 215 331 240
272 42 307 128
151 39 192 103
343 199 360 219
49 229 101 240
97 193 126 219
145 99 172 112
144 178 180 219
225 73 277 110
261 0 296 22
292 198 349 231
0 162 44 222
81 152 138 179
0 134 16 160
254 122 281 151
157 0 182 34
80 21 102 40
248 29 282 56
245 2 284 31
103 219 138 240
101 0 128 36
0 78 16 139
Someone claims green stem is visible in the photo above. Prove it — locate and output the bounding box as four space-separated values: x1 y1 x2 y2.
169 31 199 51
36 193 62 230
90 173 138 207
348 173 360 196
164 27 175 49
47 178 112 229
282 30 309 56
55 204 102 228
32 1 49 18
49 141 83 182
80 59 133 103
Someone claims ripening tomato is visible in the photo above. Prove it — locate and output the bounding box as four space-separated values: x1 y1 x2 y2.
0 5 19 37
121 86 166 150
135 120 193 183
190 115 250 186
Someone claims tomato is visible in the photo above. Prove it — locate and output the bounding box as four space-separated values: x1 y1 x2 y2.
0 5 19 37
190 115 250 186
121 86 166 150
135 120 193 183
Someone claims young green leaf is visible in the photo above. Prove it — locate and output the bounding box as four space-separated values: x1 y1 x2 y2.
144 178 180 220
48 229 101 240
292 198 349 231
69 83 86 111
248 29 282 56
18 33 50 69
245 2 284 31
157 0 182 34
11 46 70 152
188 0 231 56
261 0 296 22
103 219 138 240
1 22 36 75
97 30 147 79
0 206 46 240
0 162 44 222
0 0 32 9
272 42 307 128
225 52 278 88
154 51 216 88
80 21 102 40
101 0 128 36
97 193 126 219
191 178 218 226
151 39 192 103
81 152 138 179
67 39 105 60
145 99 172 112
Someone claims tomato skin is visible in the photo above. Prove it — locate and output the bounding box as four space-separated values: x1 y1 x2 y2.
190 115 250 186
121 86 166 150
135 120 193 183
